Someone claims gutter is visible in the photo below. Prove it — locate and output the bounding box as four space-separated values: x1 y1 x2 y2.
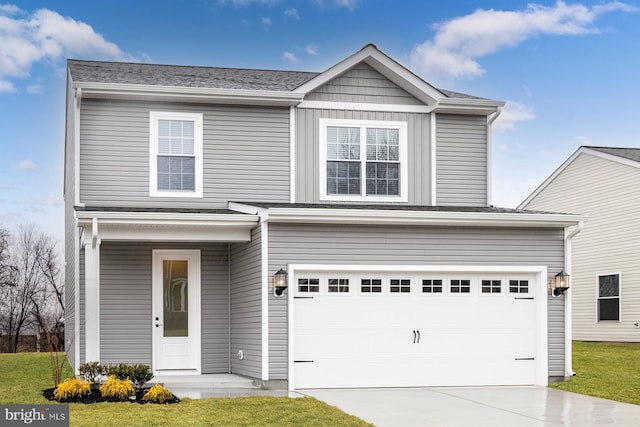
564 220 584 378
74 82 305 106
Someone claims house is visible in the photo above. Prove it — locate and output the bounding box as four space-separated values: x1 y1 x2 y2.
64 44 583 390
520 146 640 343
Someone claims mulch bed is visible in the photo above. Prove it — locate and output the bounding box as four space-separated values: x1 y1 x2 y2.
43 387 180 404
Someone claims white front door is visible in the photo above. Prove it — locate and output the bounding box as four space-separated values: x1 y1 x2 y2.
152 250 201 373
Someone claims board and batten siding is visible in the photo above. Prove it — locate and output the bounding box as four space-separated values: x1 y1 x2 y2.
268 224 566 379
97 242 231 372
305 62 423 105
524 152 640 342
436 114 488 206
79 99 290 208
295 108 431 204
229 226 263 378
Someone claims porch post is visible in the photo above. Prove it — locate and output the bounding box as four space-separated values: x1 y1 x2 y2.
84 218 101 362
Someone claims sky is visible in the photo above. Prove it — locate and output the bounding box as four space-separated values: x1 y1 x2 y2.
1 0 639 244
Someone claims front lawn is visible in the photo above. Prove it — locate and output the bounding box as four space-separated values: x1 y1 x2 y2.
0 353 371 427
550 341 640 405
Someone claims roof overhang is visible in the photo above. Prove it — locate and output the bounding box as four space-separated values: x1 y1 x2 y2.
76 210 259 243
434 98 506 115
229 202 585 228
74 82 305 106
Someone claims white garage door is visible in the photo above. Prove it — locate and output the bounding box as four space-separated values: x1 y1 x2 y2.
292 269 540 389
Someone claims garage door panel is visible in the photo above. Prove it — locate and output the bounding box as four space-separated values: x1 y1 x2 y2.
293 271 539 389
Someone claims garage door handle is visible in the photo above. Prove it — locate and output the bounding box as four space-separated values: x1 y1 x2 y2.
413 330 416 343
515 297 534 300
515 357 535 361
294 360 314 363
416 330 421 343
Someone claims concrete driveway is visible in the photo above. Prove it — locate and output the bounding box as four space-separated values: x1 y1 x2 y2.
300 387 640 426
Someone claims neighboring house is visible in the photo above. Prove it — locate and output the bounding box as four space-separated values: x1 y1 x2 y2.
520 146 640 343
64 44 583 390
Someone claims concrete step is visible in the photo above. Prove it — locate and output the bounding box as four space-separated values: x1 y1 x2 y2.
149 374 257 389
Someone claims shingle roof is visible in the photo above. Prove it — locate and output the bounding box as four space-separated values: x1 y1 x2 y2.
235 202 572 216
68 59 320 91
586 146 640 163
67 58 481 99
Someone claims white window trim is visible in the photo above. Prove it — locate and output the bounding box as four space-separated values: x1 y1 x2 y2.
595 272 622 323
149 111 203 198
319 118 408 202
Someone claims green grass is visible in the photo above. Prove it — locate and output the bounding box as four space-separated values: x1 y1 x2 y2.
550 341 640 405
0 353 371 427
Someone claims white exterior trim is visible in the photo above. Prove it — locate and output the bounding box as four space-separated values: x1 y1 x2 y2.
298 100 435 113
229 202 585 228
74 88 82 207
261 221 269 381
430 113 437 205
83 219 100 363
289 106 296 204
149 111 203 198
486 108 502 206
76 82 304 106
287 263 549 390
318 118 409 203
73 224 81 373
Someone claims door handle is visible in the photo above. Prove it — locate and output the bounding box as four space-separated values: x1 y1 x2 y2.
416 330 420 344
413 330 417 343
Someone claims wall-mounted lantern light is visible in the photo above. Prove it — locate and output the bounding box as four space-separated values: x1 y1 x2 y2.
273 268 288 297
549 270 570 296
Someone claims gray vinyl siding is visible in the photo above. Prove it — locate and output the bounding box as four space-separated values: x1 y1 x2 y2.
79 99 290 208
229 226 263 378
98 242 230 372
306 62 423 105
295 109 431 204
436 114 488 206
268 224 565 379
524 153 640 342
64 71 76 369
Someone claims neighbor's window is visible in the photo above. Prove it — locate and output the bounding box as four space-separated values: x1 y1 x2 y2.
320 119 407 201
597 274 620 321
150 112 203 197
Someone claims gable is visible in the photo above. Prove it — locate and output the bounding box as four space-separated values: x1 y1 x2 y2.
305 62 423 105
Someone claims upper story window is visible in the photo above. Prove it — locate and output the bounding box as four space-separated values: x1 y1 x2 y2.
319 119 408 202
149 112 203 198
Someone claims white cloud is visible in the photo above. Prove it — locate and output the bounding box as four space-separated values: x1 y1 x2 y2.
261 16 272 25
283 51 299 64
411 1 637 79
229 0 281 5
313 0 358 9
305 43 318 56
0 79 16 92
0 5 135 91
575 135 592 146
26 84 43 94
13 159 38 170
285 8 299 20
493 101 535 131
0 4 20 15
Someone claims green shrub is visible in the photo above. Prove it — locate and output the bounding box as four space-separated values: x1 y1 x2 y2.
79 361 106 384
99 375 134 400
106 363 153 390
54 378 91 400
142 384 175 403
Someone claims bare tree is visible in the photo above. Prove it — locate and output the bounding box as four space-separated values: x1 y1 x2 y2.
0 225 63 353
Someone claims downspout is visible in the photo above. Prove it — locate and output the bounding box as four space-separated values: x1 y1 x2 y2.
564 221 584 377
486 107 502 207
